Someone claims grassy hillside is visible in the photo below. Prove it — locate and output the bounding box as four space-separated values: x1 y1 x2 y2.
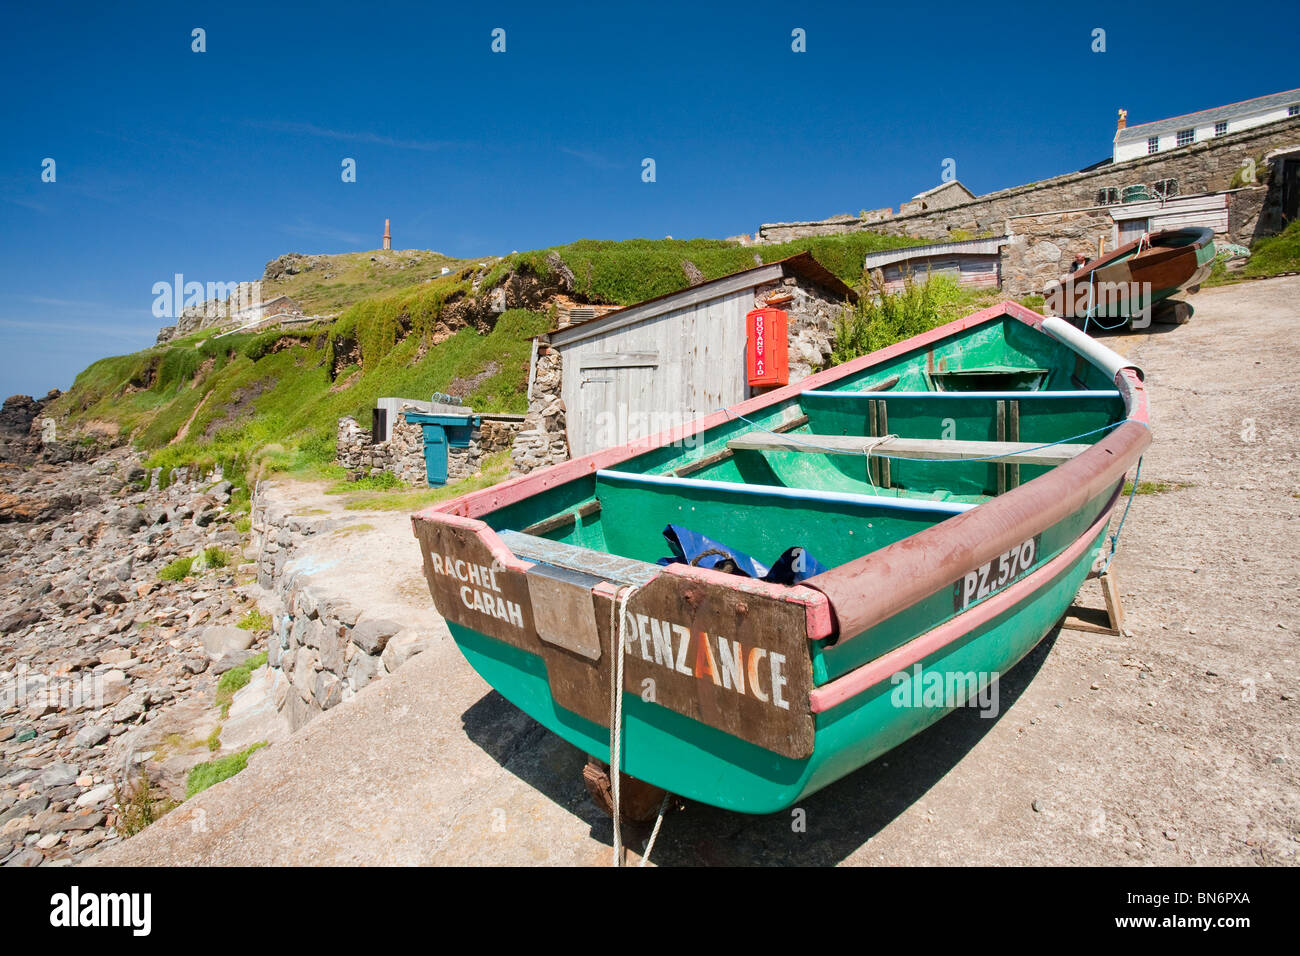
259 248 490 315
1205 221 1300 287
51 229 928 504
480 232 926 305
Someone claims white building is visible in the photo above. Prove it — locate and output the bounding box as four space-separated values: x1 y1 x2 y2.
1113 88 1300 164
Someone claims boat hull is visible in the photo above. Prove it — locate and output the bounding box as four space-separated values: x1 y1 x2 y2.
1050 226 1216 321
446 503 1111 813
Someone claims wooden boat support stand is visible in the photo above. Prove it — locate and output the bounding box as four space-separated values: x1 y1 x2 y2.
411 302 1151 816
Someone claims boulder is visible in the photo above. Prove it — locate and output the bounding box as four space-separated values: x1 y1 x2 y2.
75 784 114 808
72 725 109 748
110 692 146 723
199 625 254 659
352 618 401 655
39 764 79 788
381 629 433 673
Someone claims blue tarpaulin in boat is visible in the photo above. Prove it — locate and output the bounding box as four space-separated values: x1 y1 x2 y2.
657 524 827 585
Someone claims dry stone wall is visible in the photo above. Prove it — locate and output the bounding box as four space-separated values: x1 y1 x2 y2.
251 487 428 731
511 346 569 474
339 412 523 486
753 275 849 381
335 413 426 486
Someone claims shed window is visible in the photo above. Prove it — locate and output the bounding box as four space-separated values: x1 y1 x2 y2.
1214 121 1228 136
1176 128 1195 147
1290 105 1300 116
1147 136 1160 154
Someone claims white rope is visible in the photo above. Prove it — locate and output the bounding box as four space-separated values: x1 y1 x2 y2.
861 433 897 492
610 584 637 866
638 793 672 867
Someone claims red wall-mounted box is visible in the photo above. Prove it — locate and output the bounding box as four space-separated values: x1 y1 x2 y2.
746 307 788 387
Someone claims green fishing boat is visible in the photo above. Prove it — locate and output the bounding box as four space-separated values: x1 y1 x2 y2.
412 302 1150 814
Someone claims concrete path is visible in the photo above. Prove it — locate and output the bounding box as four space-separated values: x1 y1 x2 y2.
95 278 1299 866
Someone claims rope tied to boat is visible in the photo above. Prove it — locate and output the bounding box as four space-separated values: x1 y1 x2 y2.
1082 231 1148 334
608 582 671 867
1099 454 1143 576
861 433 897 492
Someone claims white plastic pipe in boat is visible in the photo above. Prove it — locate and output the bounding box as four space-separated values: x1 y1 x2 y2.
1040 315 1144 383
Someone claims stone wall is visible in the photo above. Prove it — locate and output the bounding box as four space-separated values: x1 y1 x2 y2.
450 417 524 480
758 115 1300 247
250 487 430 731
336 413 426 486
752 274 851 381
511 346 569 475
1001 209 1117 298
339 411 524 486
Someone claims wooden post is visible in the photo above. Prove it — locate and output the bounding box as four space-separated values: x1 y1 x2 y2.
1062 568 1127 636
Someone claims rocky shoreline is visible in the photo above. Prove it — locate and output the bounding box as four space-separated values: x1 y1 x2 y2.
0 396 275 866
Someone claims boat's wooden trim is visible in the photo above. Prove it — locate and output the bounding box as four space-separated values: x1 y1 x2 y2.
417 302 1043 522
808 485 1120 713
520 500 601 537
726 433 1090 466
596 470 974 514
804 368 1149 643
671 413 808 477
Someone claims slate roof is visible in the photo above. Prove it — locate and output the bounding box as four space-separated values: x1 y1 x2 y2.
1116 89 1300 145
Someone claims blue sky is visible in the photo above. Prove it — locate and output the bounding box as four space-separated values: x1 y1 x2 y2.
0 0 1293 396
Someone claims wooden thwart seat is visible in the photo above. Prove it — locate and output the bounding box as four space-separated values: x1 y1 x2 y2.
498 529 661 586
726 433 1090 467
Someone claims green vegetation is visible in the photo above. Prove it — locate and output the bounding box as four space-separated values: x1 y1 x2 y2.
185 742 268 799
831 275 971 364
234 515 252 534
113 770 177 837
203 546 229 569
479 233 925 306
215 651 268 718
206 726 222 752
1236 220 1300 277
237 607 272 631
159 556 195 581
1206 222 1300 286
338 450 513 512
330 470 403 493
261 249 481 316
1123 479 1189 495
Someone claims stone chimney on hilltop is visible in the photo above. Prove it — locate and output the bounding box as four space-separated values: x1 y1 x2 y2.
383 218 392 251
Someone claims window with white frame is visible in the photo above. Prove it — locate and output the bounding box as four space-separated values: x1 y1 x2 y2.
1147 136 1159 154
1176 128 1195 147
1290 105 1300 116
1215 121 1228 136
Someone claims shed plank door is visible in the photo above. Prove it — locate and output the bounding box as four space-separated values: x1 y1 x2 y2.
1118 218 1148 245
575 365 662 454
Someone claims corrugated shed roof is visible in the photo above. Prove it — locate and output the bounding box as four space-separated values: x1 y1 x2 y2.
1116 89 1300 145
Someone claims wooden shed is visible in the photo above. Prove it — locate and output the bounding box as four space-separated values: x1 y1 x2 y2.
518 254 857 463
862 237 1009 294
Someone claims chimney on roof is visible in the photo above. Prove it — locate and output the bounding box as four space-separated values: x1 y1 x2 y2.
382 218 392 251
1117 108 1127 131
